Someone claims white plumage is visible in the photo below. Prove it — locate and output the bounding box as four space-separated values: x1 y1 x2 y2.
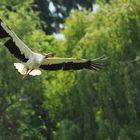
14 63 42 76
0 19 106 79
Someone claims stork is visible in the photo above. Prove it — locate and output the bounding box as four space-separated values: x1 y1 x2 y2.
0 19 106 79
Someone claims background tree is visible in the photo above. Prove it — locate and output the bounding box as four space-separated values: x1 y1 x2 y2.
33 0 96 34
43 0 140 139
0 0 54 139
0 0 140 140
33 0 113 34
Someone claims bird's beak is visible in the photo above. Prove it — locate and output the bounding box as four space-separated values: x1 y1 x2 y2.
44 52 55 58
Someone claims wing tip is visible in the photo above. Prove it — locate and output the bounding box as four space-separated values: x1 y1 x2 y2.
0 19 10 39
89 55 107 70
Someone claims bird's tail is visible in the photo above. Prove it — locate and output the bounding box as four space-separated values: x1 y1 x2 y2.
14 63 42 76
0 19 10 39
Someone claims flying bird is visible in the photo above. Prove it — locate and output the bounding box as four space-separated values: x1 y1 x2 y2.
0 19 106 79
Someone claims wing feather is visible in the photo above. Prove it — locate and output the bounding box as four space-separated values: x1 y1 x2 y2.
40 57 105 71
42 58 86 64
0 19 33 61
5 39 28 62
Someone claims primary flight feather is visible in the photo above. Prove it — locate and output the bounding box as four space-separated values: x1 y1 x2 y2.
0 19 106 79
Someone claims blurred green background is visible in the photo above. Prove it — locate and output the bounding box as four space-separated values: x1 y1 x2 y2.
0 0 140 139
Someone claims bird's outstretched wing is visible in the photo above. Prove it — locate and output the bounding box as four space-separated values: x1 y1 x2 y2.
40 56 106 71
0 19 33 62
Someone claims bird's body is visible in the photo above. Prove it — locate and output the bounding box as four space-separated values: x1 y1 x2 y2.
14 53 45 77
0 19 106 79
26 53 44 69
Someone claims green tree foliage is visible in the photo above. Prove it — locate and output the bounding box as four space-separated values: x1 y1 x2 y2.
53 120 80 140
0 0 54 139
0 0 111 35
45 0 140 140
33 0 112 34
33 0 96 34
0 0 140 140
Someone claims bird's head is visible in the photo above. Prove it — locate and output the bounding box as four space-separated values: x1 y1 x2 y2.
44 52 55 58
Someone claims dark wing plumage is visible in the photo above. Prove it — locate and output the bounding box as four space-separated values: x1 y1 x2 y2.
0 19 10 38
0 19 106 72
0 19 33 62
4 39 28 62
40 57 105 71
